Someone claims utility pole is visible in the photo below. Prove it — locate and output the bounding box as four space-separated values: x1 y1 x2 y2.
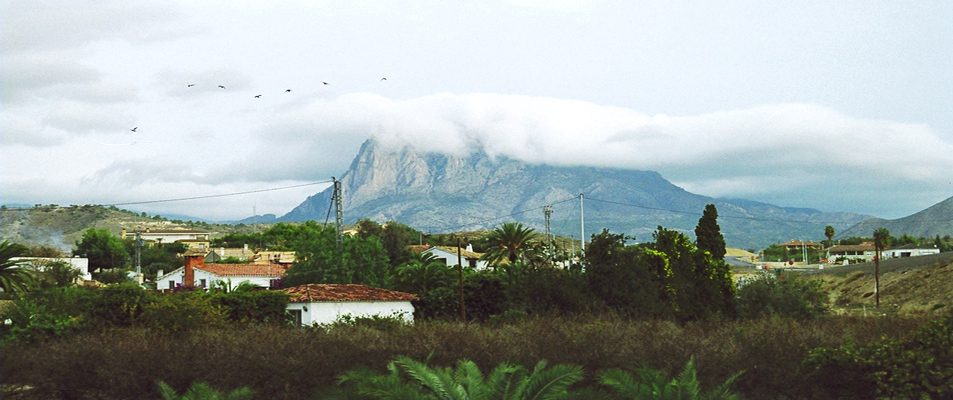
457 236 466 321
579 193 586 260
544 205 553 265
333 177 343 246
135 231 143 284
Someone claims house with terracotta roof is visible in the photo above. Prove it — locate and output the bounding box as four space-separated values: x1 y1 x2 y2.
828 244 876 263
424 245 489 271
284 284 418 326
156 251 287 291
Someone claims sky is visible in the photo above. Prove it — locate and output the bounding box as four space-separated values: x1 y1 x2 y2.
3 1 952 222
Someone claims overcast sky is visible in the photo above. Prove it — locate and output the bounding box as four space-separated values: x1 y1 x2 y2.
3 1 952 222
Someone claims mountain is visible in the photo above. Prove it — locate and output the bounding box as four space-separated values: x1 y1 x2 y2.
839 196 953 239
281 139 872 249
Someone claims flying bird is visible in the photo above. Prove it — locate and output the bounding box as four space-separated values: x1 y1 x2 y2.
381 77 387 81
218 85 225 89
285 89 291 92
130 127 138 132
188 83 195 87
322 81 328 85
255 94 262 98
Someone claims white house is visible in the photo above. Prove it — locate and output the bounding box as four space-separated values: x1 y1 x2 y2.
424 245 489 271
12 257 92 281
121 228 211 250
828 244 876 263
156 252 287 291
883 244 941 259
284 284 418 326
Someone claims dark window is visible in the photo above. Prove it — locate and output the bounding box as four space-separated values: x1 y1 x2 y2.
289 309 303 327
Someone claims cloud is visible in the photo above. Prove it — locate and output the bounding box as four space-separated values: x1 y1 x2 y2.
261 93 953 217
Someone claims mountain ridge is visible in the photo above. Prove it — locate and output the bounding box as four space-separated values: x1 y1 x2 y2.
281 139 873 249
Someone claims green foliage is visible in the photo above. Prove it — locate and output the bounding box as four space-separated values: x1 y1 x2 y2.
584 229 672 319
74 227 129 271
395 253 456 296
157 380 255 400
142 292 226 335
88 283 152 327
735 273 829 319
695 204 727 261
209 290 290 324
650 227 735 321
33 260 83 288
381 221 419 265
802 313 953 399
339 356 584 400
93 268 132 284
873 227 891 253
599 357 744 400
0 240 37 294
824 225 835 247
1 295 84 344
283 221 394 288
482 222 536 265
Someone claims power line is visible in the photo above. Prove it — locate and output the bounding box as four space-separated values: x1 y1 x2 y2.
0 180 334 211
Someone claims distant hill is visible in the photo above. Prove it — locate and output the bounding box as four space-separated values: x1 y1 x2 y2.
0 205 258 252
839 196 953 239
281 139 872 249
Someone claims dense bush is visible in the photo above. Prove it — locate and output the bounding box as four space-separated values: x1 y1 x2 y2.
802 313 953 399
1 315 932 399
735 272 829 319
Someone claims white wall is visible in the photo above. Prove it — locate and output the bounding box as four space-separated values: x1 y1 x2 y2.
426 248 489 271
287 301 415 326
14 257 91 281
156 269 275 291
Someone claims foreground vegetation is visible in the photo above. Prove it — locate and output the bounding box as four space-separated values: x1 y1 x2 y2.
2 314 942 399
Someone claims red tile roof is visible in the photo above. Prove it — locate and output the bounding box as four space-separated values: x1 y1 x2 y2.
284 284 418 303
196 263 288 277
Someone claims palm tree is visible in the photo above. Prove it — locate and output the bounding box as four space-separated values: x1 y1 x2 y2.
396 253 456 295
0 240 36 294
483 222 536 265
339 356 584 400
598 357 743 400
824 225 836 262
157 381 254 400
873 227 890 308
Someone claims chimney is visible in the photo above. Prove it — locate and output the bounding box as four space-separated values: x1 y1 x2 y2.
183 251 204 287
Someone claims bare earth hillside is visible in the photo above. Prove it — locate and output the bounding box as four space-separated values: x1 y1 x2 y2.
816 252 953 315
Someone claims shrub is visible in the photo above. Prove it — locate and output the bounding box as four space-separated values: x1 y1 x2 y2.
802 313 953 399
209 290 290 324
735 273 828 319
141 292 227 335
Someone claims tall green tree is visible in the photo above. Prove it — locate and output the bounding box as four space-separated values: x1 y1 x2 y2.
283 222 393 288
74 228 129 271
824 225 835 247
381 221 419 265
584 229 672 318
873 227 890 308
694 204 726 260
0 241 36 294
653 226 735 320
482 222 536 265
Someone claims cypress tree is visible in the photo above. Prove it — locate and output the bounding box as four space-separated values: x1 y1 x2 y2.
694 204 726 260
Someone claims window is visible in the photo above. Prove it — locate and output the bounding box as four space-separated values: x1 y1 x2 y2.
289 309 303 327
199 279 206 287
169 281 175 290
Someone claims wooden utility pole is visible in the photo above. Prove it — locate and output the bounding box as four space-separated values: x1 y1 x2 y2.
457 237 466 321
